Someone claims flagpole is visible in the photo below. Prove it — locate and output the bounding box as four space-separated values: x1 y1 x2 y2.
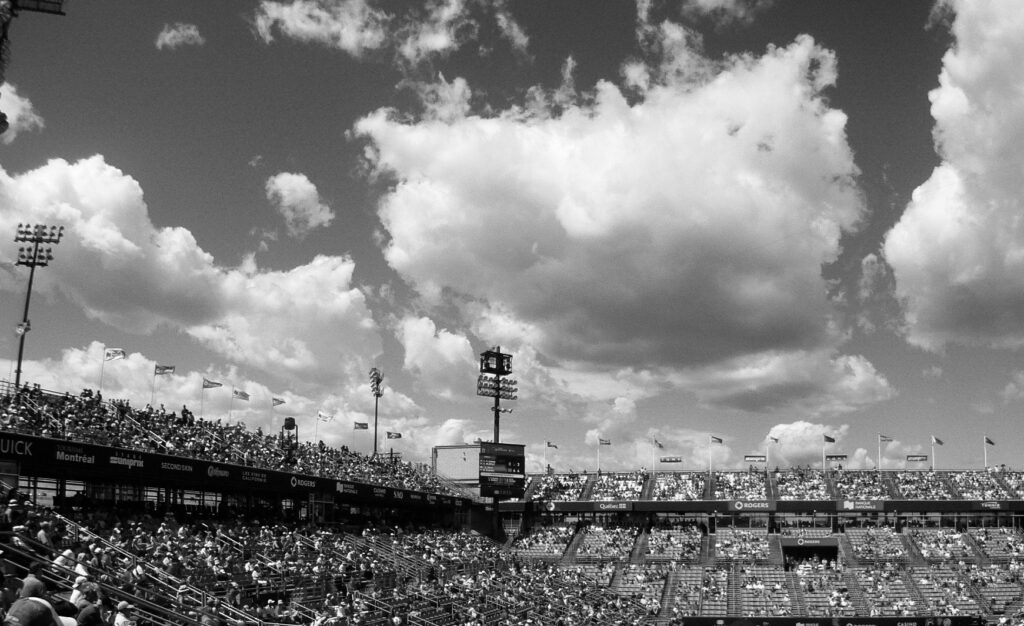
931 441 935 471
98 346 106 394
543 445 547 471
597 442 601 473
229 388 234 420
708 435 712 474
984 434 988 469
150 369 157 406
200 387 205 420
877 434 881 472
765 439 770 478
821 443 825 472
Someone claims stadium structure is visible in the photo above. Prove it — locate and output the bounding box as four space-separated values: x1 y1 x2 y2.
0 381 1016 625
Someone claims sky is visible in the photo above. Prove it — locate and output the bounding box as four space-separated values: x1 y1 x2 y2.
2 0 1024 475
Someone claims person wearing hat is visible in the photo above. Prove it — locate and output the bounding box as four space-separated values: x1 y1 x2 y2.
113 601 135 626
67 577 89 606
3 597 77 626
50 551 74 578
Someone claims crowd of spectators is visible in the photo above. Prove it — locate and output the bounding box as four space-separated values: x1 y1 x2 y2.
832 470 891 500
575 525 637 560
646 524 702 561
652 473 706 501
912 566 981 615
774 468 831 500
712 471 766 500
855 563 919 616
589 472 646 501
971 527 1024 562
790 555 855 617
713 529 769 562
0 386 460 498
509 525 574 559
911 528 974 561
525 473 587 502
892 471 955 500
846 526 907 561
949 471 1010 500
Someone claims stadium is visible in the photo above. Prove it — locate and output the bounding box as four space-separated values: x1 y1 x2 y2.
5 1 1024 626
0 380 1019 625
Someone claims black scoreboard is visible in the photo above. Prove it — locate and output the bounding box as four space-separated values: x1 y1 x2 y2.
478 442 526 499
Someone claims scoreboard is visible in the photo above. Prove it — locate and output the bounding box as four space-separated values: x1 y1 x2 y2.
478 442 526 499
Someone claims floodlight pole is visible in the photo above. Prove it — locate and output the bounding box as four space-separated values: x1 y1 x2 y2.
12 223 63 391
370 368 383 457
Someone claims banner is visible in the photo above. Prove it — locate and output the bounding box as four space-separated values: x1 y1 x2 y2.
659 456 683 463
743 455 766 462
906 454 928 462
825 454 847 461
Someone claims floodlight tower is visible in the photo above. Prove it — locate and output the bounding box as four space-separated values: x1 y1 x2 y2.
12 223 64 390
476 347 517 445
0 1 67 136
369 367 384 457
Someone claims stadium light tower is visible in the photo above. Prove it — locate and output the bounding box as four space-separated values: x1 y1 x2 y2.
477 346 517 444
369 367 384 457
12 223 64 390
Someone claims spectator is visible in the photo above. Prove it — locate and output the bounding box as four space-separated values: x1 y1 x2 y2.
3 597 77 626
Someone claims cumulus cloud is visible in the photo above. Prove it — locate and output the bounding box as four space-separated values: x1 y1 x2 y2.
0 156 378 389
356 31 889 414
884 1 1024 351
0 83 44 144
265 172 335 238
253 0 389 56
396 315 476 398
1001 370 1024 403
680 0 772 25
155 23 206 50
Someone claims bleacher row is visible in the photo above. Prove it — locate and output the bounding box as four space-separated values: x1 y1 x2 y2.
525 468 1024 502
506 523 1024 622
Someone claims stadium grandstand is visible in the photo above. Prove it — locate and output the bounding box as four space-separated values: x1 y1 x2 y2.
1 382 1018 625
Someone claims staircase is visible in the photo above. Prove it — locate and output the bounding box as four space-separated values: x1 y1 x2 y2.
899 532 927 566
726 564 742 616
784 570 807 614
768 534 784 566
842 570 870 614
839 533 860 567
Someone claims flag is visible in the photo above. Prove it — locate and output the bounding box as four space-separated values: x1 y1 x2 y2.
985 436 995 446
599 438 611 446
272 397 285 407
353 422 368 430
154 365 175 376
317 411 334 423
710 436 723 444
654 439 664 449
202 378 222 389
931 436 944 446
823 434 836 443
387 432 402 439
546 441 558 449
879 434 893 443
769 436 780 444
104 348 126 361
232 389 250 401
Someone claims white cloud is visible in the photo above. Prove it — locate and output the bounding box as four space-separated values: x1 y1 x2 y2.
396 315 476 398
253 0 389 56
0 83 44 144
265 172 335 238
155 23 206 50
396 0 475 66
884 1 1024 351
253 0 527 67
680 0 772 25
356 32 888 414
0 156 378 390
1001 370 1024 403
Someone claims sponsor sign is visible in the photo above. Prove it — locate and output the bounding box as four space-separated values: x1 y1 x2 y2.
744 455 767 462
825 454 848 461
659 456 683 463
728 500 773 512
780 537 838 548
840 500 884 511
906 455 928 462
